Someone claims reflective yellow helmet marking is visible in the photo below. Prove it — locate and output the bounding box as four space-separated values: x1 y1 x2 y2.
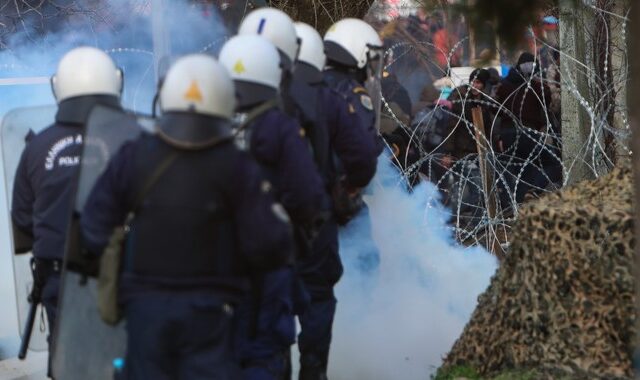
184 80 203 102
233 60 246 74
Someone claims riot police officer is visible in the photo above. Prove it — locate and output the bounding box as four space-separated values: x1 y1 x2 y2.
293 22 378 380
237 7 308 123
323 18 385 156
323 22 384 270
11 46 123 371
238 7 299 74
80 54 294 378
219 35 325 380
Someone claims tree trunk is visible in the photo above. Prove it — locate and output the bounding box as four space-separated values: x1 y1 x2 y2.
560 0 594 185
611 0 631 161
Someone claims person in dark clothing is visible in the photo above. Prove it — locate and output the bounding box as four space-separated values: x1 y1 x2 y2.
447 68 500 160
434 68 501 223
382 71 412 117
219 32 326 380
409 99 456 190
239 12 378 380
304 18 384 379
495 52 561 202
380 70 412 135
11 46 124 374
486 67 501 98
496 52 551 138
323 18 385 158
81 55 294 379
293 22 378 380
322 17 384 272
382 127 426 189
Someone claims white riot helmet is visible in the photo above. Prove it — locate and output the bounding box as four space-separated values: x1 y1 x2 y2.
52 47 123 102
159 54 235 119
219 35 282 109
294 22 326 71
324 18 383 69
238 7 299 69
157 55 236 149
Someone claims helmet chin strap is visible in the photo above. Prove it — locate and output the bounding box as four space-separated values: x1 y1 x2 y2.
294 37 302 62
152 76 166 118
116 68 125 96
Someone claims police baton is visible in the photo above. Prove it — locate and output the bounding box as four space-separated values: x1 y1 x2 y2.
18 258 43 360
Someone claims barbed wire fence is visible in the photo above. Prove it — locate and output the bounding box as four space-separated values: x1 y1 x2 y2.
370 0 630 255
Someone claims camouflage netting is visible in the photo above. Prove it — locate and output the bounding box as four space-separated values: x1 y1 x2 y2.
441 163 636 379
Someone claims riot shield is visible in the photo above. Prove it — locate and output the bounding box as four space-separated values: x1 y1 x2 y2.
1 106 57 353
52 105 146 380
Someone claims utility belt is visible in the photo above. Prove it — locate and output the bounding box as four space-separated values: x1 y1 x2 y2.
30 258 62 291
34 258 62 275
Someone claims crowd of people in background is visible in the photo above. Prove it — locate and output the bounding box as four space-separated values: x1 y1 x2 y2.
377 11 564 226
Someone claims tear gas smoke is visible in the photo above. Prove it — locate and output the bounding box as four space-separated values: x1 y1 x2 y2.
329 155 497 379
0 0 232 116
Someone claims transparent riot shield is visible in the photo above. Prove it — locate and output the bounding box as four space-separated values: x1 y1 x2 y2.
1 106 57 354
52 105 146 380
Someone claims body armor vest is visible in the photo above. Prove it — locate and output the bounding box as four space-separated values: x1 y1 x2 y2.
125 135 240 280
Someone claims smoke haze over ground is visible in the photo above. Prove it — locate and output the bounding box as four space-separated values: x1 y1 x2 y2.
0 0 232 115
329 156 497 379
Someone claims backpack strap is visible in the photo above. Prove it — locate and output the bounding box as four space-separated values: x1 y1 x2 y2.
236 98 281 133
124 151 179 226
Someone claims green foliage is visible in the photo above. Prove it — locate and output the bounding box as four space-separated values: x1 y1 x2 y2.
491 369 539 380
432 365 482 380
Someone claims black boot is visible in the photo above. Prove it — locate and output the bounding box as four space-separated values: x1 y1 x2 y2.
299 364 328 380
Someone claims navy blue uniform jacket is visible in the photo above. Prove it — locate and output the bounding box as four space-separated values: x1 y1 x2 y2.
81 134 293 280
246 108 325 225
12 122 83 260
318 85 377 189
324 69 384 157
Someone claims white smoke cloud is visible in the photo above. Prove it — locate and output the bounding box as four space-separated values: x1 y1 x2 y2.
0 0 232 116
328 156 497 379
